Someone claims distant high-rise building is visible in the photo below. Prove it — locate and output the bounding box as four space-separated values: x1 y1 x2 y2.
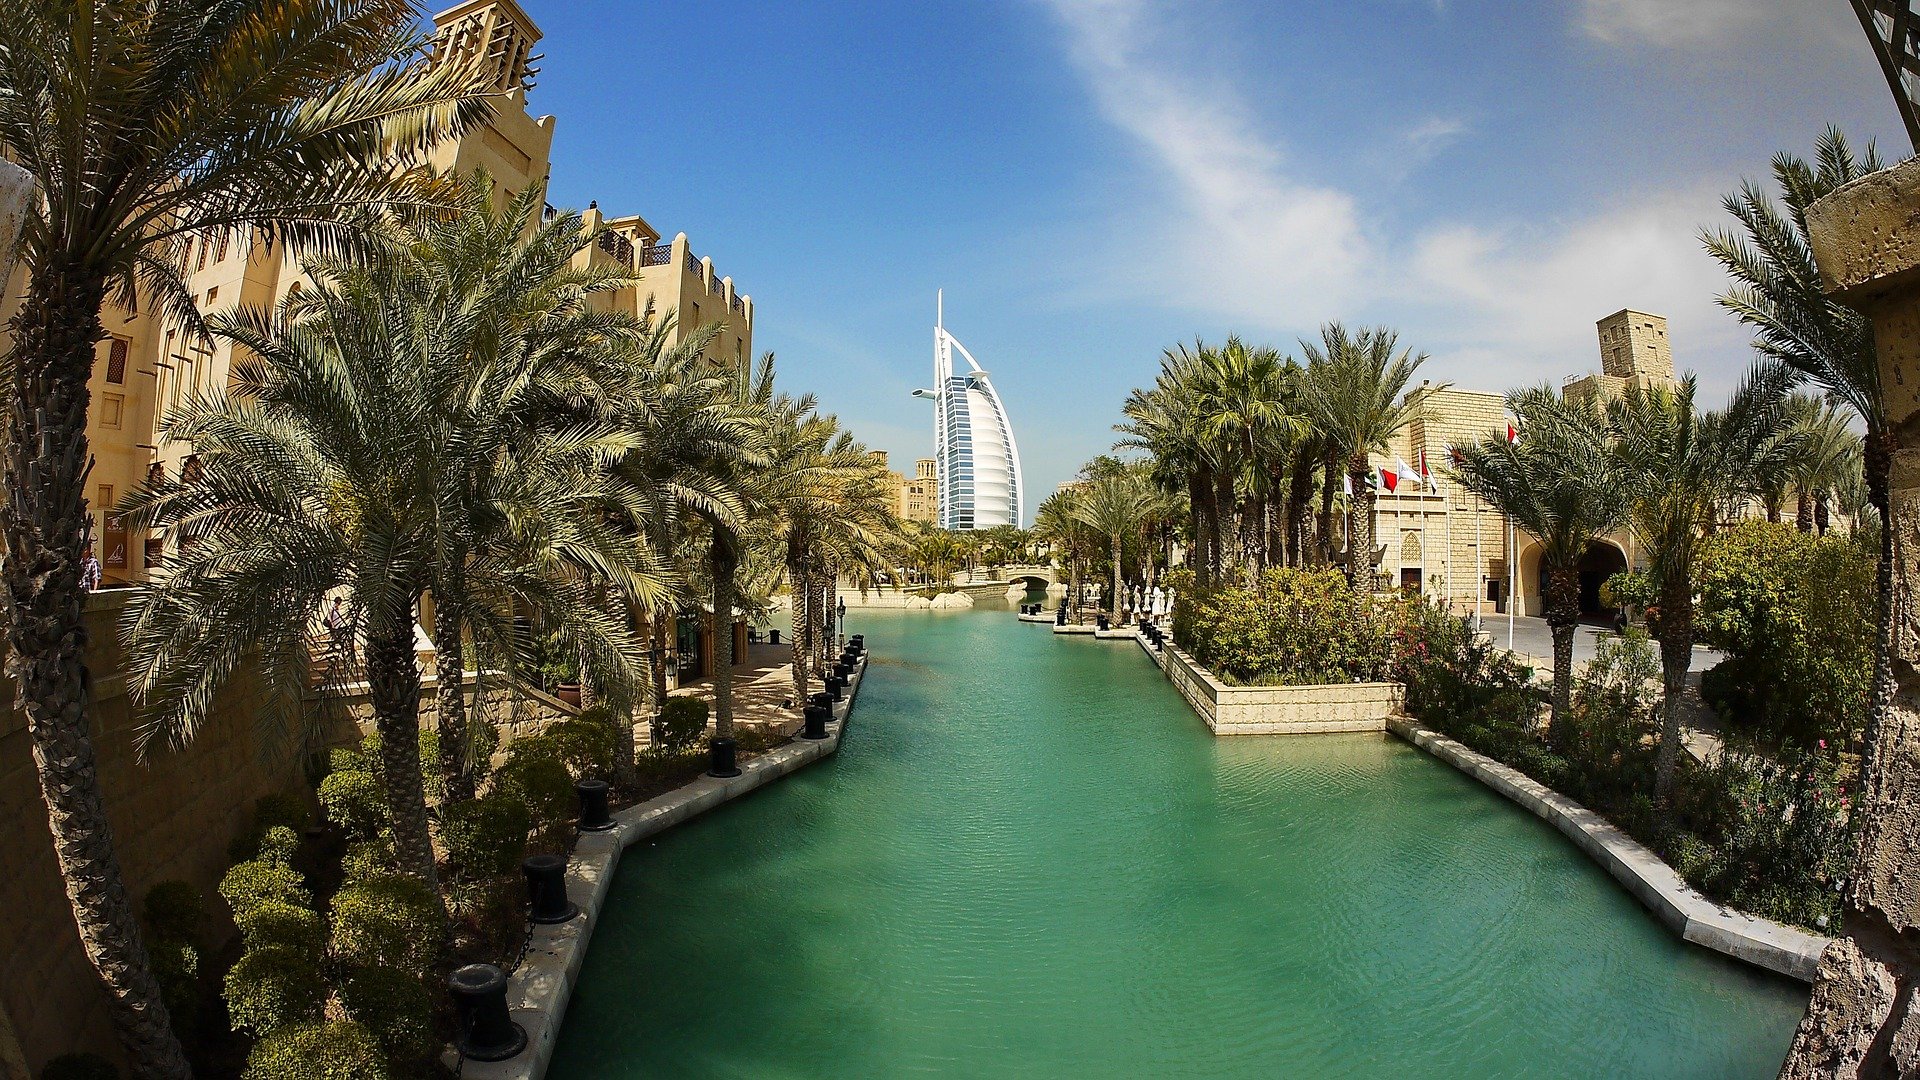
912 293 1023 529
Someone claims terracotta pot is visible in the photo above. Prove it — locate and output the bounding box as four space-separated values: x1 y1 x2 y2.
556 683 582 708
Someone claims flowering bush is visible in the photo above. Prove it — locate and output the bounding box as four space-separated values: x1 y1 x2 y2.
1172 567 1413 685
1675 746 1852 928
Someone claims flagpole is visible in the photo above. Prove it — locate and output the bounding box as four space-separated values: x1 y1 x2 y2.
1507 518 1516 651
1474 494 1483 628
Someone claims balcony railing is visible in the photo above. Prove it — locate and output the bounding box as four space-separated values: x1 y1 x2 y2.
596 229 634 267
683 249 699 275
731 294 745 316
640 243 673 267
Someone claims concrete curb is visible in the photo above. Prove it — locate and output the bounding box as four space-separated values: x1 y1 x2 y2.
1386 717 1829 983
457 653 870 1080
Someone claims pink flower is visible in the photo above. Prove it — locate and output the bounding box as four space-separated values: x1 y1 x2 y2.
1818 739 1828 750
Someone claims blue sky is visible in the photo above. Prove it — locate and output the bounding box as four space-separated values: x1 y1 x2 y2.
523 0 1897 520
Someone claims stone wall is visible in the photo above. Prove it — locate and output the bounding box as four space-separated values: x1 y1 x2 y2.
0 591 348 1071
1160 643 1404 735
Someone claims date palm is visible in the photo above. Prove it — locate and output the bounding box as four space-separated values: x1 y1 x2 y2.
1117 348 1214 583
1450 387 1624 729
0 3 485 1070
120 198 655 893
1780 396 1861 535
1700 127 1892 755
1607 364 1797 800
1298 324 1433 592
1071 467 1161 620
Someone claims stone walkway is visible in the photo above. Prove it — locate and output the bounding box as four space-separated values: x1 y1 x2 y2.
656 640 811 744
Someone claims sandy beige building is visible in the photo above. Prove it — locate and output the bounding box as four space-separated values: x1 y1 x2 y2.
901 457 938 524
2 0 752 586
1364 309 1678 622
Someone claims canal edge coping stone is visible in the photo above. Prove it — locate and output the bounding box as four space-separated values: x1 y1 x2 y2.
1386 716 1830 983
455 652 870 1080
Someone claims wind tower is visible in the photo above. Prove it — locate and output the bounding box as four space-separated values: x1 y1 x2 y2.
912 291 1024 529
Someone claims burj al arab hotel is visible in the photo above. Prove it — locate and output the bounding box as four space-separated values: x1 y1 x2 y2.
911 293 1024 529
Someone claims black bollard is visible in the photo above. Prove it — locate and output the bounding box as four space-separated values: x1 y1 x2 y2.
449 964 527 1062
1097 614 1110 631
834 659 854 682
802 703 830 740
1055 608 1067 626
522 854 579 925
708 736 741 778
849 634 864 647
576 779 613 832
810 691 834 712
826 675 846 702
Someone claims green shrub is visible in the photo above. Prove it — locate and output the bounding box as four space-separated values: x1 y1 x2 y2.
468 713 502 766
328 745 370 776
329 874 443 974
1172 566 1413 685
1681 748 1853 928
491 737 575 834
256 825 301 867
223 947 325 1034
546 713 617 779
441 794 532 877
419 727 444 803
338 966 436 1062
39 1054 119 1080
236 900 325 955
228 793 313 863
318 767 386 841
657 697 708 753
1695 520 1874 751
243 1019 390 1080
143 880 204 943
149 934 202 1039
341 837 394 882
218 859 309 918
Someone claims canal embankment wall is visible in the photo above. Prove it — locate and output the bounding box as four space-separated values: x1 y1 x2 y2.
459 652 871 1080
1121 626 1830 983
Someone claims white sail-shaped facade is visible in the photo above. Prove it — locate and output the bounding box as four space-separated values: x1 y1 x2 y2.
923 298 1023 529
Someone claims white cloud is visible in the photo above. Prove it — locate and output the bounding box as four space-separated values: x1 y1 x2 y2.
1040 0 1372 325
1037 0 1761 398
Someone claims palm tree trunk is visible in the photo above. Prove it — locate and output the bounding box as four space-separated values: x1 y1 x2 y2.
809 569 828 676
1651 575 1693 802
648 611 671 747
788 542 810 705
1112 535 1124 619
710 534 736 742
1185 471 1210 586
1 258 193 1079
430 588 477 802
1544 564 1580 732
1814 490 1832 535
1346 457 1375 591
1797 489 1815 532
1318 450 1338 566
1213 471 1235 577
364 600 441 894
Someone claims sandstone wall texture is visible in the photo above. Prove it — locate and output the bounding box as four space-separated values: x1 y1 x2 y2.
1160 642 1403 735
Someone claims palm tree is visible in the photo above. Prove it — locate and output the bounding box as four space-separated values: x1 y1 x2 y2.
1700 127 1893 756
0 4 486 1070
1450 387 1624 728
1192 337 1301 575
1035 488 1098 622
1071 468 1159 620
120 196 654 892
1607 365 1798 799
1298 324 1434 591
1118 348 1213 583
335 176 673 802
601 316 745 766
1780 396 1861 535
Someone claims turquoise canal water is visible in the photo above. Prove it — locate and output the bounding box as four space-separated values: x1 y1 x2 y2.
548 606 1806 1079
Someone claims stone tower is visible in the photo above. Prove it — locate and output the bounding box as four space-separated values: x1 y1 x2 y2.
1596 309 1675 386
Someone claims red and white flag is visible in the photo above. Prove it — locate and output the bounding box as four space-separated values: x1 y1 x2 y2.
1506 423 1519 444
1417 451 1441 493
1378 466 1397 493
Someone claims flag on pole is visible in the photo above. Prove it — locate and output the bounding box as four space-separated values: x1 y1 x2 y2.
1379 466 1397 493
1506 423 1518 444
1417 450 1441 493
1342 472 1353 497
1394 457 1422 490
